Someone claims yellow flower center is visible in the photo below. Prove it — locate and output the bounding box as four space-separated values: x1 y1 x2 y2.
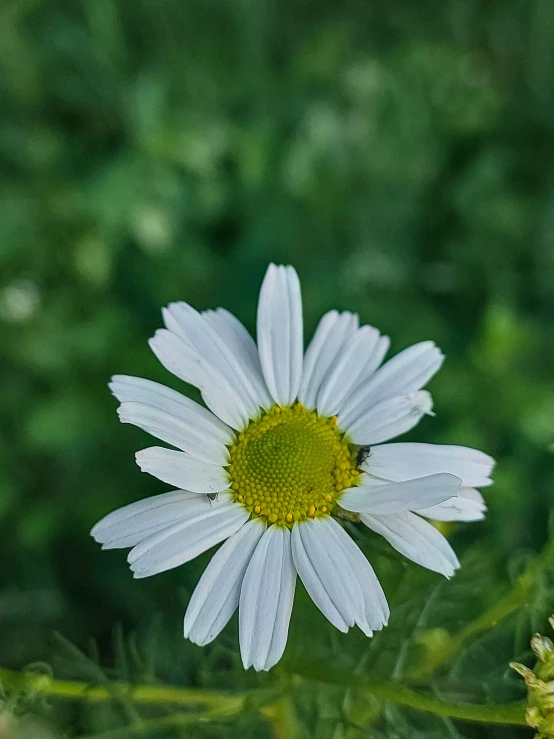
228 403 358 526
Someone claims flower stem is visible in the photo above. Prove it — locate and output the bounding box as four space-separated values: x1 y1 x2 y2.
292 662 527 726
262 696 302 739
0 666 249 714
1 664 527 728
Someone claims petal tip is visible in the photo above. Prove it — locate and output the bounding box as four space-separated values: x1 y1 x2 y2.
134 449 146 468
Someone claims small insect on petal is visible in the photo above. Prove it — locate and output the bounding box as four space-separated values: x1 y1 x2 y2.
356 446 371 466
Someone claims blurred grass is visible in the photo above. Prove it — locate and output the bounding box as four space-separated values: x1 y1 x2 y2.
1 0 554 736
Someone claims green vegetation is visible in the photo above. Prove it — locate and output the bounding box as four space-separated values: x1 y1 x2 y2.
1 0 554 735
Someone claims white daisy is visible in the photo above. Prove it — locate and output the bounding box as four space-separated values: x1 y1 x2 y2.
91 264 494 671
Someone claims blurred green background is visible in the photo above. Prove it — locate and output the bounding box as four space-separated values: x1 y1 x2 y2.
2 0 554 736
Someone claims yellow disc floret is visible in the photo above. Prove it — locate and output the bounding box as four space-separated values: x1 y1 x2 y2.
227 403 358 527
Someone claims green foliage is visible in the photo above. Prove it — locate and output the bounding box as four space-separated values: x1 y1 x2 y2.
1 0 554 735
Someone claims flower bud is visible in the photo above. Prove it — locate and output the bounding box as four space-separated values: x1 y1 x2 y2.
511 617 554 737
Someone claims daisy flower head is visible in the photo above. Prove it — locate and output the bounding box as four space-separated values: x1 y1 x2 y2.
91 264 494 671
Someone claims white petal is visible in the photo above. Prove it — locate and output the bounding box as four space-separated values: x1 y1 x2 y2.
346 335 391 397
110 376 234 445
149 329 249 429
163 302 266 416
316 326 390 417
342 391 433 444
340 473 461 514
365 340 445 402
417 487 487 522
202 308 259 368
257 264 303 407
117 402 229 466
136 446 230 494
202 308 272 409
361 511 460 577
128 496 249 578
239 525 296 671
366 443 495 488
184 518 266 646
291 517 366 634
91 491 212 549
339 341 444 421
298 311 359 410
91 489 197 536
323 517 389 631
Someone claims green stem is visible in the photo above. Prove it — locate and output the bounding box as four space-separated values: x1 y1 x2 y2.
293 662 527 726
0 666 249 714
409 535 554 679
262 695 302 739
0 664 527 728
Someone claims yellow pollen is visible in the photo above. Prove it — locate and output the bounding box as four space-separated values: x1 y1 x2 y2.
227 404 358 527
